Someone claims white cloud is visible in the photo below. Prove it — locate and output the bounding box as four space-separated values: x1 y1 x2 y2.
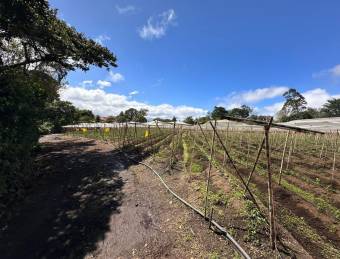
80 80 93 87
82 80 93 85
303 88 340 108
116 5 135 14
139 9 176 40
261 102 284 116
94 35 111 45
313 64 340 78
97 80 111 89
59 86 206 120
240 87 289 102
129 90 139 95
218 86 289 109
256 88 340 115
108 71 124 83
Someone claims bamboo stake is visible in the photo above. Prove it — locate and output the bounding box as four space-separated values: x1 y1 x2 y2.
209 121 269 223
223 121 230 166
134 122 137 140
189 125 197 176
198 123 210 146
264 125 276 250
286 132 295 170
204 120 217 218
278 131 290 185
319 136 325 159
246 131 251 168
245 136 265 188
332 131 338 183
209 207 214 229
169 122 176 169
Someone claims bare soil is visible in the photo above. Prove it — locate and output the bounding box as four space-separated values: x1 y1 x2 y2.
0 134 236 259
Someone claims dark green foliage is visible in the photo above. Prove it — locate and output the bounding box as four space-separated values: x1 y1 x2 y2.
0 69 58 197
105 116 115 123
196 116 210 124
76 109 95 123
115 108 148 123
321 98 340 117
279 108 321 122
183 116 195 125
229 105 252 118
211 106 228 120
281 88 307 116
0 0 117 204
210 105 253 121
0 0 117 79
43 100 94 133
124 108 148 122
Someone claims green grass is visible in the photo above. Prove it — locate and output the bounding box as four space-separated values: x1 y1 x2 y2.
280 208 340 258
191 162 204 173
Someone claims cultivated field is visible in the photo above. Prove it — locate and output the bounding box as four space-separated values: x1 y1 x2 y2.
66 119 340 258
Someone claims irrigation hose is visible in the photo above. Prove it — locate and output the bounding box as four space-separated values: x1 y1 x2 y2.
122 152 251 259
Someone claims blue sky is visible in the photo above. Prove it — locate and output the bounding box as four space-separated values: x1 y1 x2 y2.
51 0 340 120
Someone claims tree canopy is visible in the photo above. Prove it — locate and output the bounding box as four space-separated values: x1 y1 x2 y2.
114 108 148 123
321 99 340 117
0 0 117 202
211 106 228 120
183 116 195 125
0 0 117 79
281 88 307 116
229 105 252 118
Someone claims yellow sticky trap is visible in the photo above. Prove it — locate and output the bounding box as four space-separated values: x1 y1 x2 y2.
104 128 110 133
82 128 88 133
144 130 149 138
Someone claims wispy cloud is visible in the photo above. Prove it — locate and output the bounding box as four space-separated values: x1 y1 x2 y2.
217 86 289 109
97 80 111 89
108 71 124 83
129 90 139 95
80 80 93 88
138 9 176 40
94 35 111 45
115 5 136 14
313 64 340 79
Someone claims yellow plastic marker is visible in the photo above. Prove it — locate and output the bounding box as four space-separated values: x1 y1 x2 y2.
144 130 149 138
82 128 88 133
104 128 110 133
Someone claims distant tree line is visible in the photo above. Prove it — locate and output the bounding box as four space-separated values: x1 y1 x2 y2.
182 88 340 125
105 108 148 123
276 88 340 122
182 104 266 125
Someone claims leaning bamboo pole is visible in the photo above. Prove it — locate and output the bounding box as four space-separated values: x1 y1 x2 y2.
285 132 296 170
332 131 338 183
204 120 217 218
278 130 290 185
209 121 267 223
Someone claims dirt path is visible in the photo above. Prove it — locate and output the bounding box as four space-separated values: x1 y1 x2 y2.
0 134 235 259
